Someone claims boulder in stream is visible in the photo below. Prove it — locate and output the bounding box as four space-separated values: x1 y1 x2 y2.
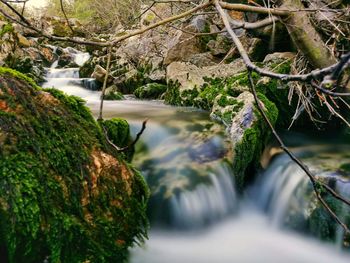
0 67 149 262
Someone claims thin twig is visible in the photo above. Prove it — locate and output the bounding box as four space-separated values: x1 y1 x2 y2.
60 0 75 34
103 119 148 152
98 46 112 121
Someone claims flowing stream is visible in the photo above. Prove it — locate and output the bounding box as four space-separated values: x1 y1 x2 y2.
43 48 350 263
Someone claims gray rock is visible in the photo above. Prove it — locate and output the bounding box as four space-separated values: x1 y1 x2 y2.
91 65 113 84
166 59 245 91
190 15 208 32
263 52 295 64
188 52 217 67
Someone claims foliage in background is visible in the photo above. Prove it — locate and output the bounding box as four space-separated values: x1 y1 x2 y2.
46 0 142 33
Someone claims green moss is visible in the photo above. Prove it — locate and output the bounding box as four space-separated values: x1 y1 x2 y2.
99 118 130 148
134 83 167 99
0 23 14 38
79 58 95 78
0 67 40 89
104 91 124 100
123 64 153 93
0 71 149 263
233 93 278 188
340 163 350 173
309 195 350 242
199 22 216 50
99 118 135 162
164 80 182 105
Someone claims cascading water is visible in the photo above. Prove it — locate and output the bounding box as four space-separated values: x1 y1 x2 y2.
42 48 350 262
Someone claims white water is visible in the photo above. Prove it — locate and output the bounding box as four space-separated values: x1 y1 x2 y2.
132 209 350 263
42 54 350 262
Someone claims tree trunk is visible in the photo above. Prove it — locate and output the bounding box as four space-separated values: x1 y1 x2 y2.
281 0 337 69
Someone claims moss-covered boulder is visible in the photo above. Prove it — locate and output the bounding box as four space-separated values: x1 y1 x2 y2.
134 83 167 99
0 67 149 263
104 85 124 100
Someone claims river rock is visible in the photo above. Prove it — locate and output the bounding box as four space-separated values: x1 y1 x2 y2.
104 85 124 100
165 58 289 188
0 22 49 82
134 83 167 99
91 64 113 83
188 52 218 67
163 24 203 65
166 59 245 93
57 52 76 68
16 33 31 48
263 52 295 64
0 68 149 262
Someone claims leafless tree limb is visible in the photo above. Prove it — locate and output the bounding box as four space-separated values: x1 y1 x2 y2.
59 0 74 34
98 46 112 121
102 119 148 152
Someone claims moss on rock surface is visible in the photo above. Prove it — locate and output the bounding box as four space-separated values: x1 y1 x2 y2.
0 67 149 263
134 83 167 99
99 118 134 162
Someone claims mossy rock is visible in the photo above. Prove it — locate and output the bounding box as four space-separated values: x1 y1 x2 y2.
99 118 134 162
52 20 72 37
0 23 14 38
79 57 95 78
134 83 167 99
104 86 124 100
0 67 149 263
4 55 45 84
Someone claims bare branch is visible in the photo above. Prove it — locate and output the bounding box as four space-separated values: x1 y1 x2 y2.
98 46 112 121
214 0 350 83
59 0 75 34
102 119 148 152
219 1 344 16
0 0 211 47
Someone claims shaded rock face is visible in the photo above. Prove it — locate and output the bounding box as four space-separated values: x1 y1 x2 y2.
0 68 148 263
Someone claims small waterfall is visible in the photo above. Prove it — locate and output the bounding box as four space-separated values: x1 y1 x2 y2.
71 50 90 66
43 47 99 98
131 118 238 229
82 78 102 90
50 60 58 69
46 68 80 79
43 67 100 102
46 45 90 68
254 147 350 242
170 162 236 228
255 154 308 226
